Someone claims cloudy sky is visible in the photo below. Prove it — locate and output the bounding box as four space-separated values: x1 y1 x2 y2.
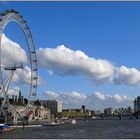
1 2 140 111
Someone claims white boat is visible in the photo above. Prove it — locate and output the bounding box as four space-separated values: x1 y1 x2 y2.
92 116 96 119
43 121 65 126
71 119 77 124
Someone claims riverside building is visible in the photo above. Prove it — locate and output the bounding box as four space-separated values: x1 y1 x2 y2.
40 100 62 116
104 107 114 115
114 106 133 115
0 91 51 124
134 96 140 113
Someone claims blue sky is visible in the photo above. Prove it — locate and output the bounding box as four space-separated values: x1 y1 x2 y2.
1 2 140 110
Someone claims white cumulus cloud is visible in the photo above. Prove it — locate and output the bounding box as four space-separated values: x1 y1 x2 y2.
1 34 40 85
7 86 20 97
113 66 140 86
37 45 115 83
2 34 140 87
37 45 140 87
1 34 28 66
12 66 31 84
95 92 106 100
44 91 133 110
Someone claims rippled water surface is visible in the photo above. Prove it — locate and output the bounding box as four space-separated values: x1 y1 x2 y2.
1 119 140 139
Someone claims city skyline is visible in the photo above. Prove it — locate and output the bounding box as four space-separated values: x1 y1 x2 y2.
1 2 140 110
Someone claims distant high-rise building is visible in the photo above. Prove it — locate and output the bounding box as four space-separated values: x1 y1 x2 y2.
19 90 22 99
134 96 140 113
17 90 24 105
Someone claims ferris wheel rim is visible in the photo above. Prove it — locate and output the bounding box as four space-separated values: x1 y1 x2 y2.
0 9 38 112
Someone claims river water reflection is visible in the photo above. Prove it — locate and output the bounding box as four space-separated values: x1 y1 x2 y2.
0 119 140 139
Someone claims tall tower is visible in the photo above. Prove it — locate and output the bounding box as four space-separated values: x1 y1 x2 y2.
19 90 22 99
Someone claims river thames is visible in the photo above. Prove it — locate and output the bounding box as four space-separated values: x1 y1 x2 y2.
1 119 140 139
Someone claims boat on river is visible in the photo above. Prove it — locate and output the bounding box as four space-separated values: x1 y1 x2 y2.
0 124 14 133
71 119 77 124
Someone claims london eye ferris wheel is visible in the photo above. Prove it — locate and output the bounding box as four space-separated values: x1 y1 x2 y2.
0 9 38 119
